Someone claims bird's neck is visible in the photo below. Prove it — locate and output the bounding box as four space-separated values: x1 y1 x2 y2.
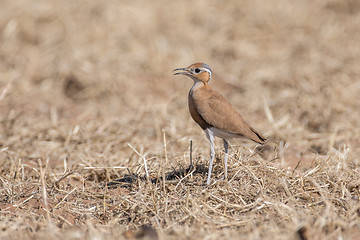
190 80 206 94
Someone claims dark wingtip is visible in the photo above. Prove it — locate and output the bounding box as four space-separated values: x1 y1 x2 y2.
257 133 266 145
250 127 266 145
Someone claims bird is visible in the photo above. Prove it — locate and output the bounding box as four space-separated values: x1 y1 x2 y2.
174 62 266 185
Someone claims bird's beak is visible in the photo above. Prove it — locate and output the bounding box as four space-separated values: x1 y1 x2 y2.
173 67 190 76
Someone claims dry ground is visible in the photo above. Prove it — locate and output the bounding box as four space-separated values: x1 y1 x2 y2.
1 0 360 239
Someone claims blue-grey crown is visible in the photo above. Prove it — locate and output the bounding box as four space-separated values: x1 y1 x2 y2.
201 63 212 73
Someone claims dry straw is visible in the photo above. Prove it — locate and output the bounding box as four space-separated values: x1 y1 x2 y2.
1 0 360 239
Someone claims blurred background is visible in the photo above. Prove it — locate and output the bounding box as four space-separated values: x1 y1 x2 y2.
1 0 360 239
1 0 360 168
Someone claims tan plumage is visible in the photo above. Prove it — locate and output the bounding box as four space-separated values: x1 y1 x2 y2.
190 84 265 144
174 62 265 185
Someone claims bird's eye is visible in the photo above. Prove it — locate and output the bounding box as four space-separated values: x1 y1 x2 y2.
194 68 201 73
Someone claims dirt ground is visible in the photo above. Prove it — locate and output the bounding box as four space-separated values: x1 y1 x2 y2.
1 0 360 239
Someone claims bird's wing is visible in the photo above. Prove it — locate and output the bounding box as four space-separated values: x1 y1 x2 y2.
195 89 265 144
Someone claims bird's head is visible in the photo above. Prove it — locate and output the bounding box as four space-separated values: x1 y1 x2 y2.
174 62 212 84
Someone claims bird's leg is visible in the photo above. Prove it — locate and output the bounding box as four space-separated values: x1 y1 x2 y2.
223 139 229 182
205 129 215 185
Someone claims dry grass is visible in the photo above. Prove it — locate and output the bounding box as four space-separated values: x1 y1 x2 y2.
1 0 360 239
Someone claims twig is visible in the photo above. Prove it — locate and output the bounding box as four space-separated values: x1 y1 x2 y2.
190 140 193 167
53 187 78 209
162 129 168 194
174 167 196 191
103 182 107 215
12 192 36 207
38 158 51 223
128 143 150 184
54 169 77 185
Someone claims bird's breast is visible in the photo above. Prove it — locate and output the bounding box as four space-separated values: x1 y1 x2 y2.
188 91 210 130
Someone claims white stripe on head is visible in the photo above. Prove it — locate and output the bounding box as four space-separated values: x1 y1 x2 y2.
201 63 212 79
202 68 212 79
